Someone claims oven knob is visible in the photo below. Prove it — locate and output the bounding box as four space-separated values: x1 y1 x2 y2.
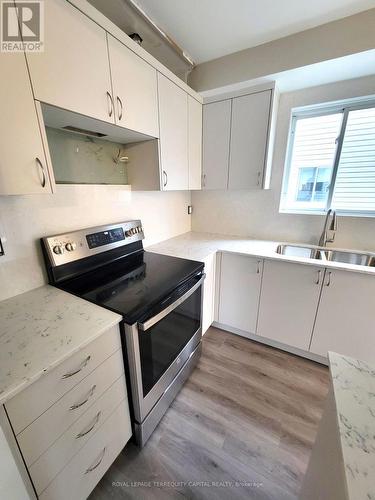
53 244 64 255
65 242 77 252
131 228 137 235
125 230 132 237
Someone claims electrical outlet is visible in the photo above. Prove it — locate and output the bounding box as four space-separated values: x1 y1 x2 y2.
0 237 4 256
187 205 193 215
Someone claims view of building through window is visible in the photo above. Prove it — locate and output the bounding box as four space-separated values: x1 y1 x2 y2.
281 103 375 215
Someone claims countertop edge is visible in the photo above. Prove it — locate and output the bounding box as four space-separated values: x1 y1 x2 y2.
147 231 375 276
0 314 122 407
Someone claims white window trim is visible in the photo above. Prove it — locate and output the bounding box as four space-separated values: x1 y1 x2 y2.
280 96 375 217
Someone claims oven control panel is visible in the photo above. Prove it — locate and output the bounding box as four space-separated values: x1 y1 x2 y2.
43 220 144 267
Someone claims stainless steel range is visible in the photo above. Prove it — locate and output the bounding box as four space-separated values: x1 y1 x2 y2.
41 220 205 446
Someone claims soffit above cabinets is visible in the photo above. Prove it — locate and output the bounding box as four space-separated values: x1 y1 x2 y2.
41 103 156 144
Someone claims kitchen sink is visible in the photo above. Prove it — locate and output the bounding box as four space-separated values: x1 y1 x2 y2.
276 244 323 260
276 244 375 267
324 250 375 267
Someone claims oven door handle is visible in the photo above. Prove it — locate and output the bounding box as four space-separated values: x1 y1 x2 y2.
138 274 205 332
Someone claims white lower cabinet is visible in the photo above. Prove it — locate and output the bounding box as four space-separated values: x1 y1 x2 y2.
310 269 375 363
218 253 263 335
257 260 322 350
5 325 131 500
202 253 216 334
39 400 131 500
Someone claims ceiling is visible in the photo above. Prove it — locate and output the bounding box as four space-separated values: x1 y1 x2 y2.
135 0 375 63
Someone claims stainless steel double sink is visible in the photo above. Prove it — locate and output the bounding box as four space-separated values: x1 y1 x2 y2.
276 244 375 267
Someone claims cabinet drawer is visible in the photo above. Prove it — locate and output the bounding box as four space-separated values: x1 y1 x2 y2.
39 400 131 500
6 325 121 434
17 349 124 467
29 375 128 495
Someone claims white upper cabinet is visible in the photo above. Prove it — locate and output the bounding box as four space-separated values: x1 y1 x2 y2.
0 52 53 195
218 253 263 335
157 73 189 191
107 35 159 137
202 100 231 190
24 0 114 124
257 260 322 350
310 269 375 363
229 90 272 189
202 86 276 191
188 96 202 190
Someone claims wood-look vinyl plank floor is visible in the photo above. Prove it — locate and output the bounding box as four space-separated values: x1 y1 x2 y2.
90 327 329 499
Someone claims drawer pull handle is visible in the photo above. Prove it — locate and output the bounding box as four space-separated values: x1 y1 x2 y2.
256 260 261 274
70 385 96 411
315 270 322 285
106 91 114 118
325 271 332 287
116 96 123 121
163 170 168 188
62 356 91 379
35 157 46 188
85 447 106 474
76 411 101 439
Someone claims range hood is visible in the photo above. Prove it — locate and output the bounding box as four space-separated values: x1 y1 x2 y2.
41 102 156 144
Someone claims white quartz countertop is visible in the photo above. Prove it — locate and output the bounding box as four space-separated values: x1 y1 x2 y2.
147 231 375 275
329 352 375 500
0 285 121 406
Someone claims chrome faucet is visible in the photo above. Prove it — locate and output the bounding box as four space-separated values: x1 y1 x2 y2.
319 209 337 247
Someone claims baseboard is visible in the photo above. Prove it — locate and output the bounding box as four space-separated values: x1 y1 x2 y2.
211 321 328 366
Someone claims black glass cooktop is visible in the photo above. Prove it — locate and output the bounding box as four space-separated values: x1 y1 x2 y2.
59 251 204 324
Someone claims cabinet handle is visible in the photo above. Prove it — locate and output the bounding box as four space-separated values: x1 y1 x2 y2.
315 270 321 285
106 91 114 117
62 355 91 379
257 171 261 186
163 170 168 188
256 260 261 274
84 447 106 474
76 411 101 439
70 384 96 411
202 173 206 188
325 271 332 287
116 96 123 121
35 157 46 188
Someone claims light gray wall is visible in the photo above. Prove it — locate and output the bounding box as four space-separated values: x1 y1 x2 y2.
191 74 375 251
189 8 375 92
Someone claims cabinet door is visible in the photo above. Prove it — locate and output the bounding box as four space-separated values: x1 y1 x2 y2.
202 100 231 190
257 260 322 350
24 0 113 123
202 253 216 334
188 96 202 190
157 73 188 191
218 253 263 335
0 52 52 195
107 35 159 137
228 90 272 189
310 270 375 362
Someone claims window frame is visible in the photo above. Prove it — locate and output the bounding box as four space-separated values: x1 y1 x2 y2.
280 98 375 217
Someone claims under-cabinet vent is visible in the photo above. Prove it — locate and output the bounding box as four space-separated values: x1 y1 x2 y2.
62 126 107 138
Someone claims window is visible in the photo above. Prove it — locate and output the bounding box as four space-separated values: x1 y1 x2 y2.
280 100 375 216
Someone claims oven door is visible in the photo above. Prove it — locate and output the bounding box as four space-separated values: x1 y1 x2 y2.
124 272 204 423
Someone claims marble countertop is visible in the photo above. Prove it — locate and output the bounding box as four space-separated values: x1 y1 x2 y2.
329 352 375 500
0 285 121 406
147 231 375 275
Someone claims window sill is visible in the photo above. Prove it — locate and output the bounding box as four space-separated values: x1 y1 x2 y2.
279 208 375 218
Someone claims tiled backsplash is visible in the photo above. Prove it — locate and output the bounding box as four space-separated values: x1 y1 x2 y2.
0 186 191 302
